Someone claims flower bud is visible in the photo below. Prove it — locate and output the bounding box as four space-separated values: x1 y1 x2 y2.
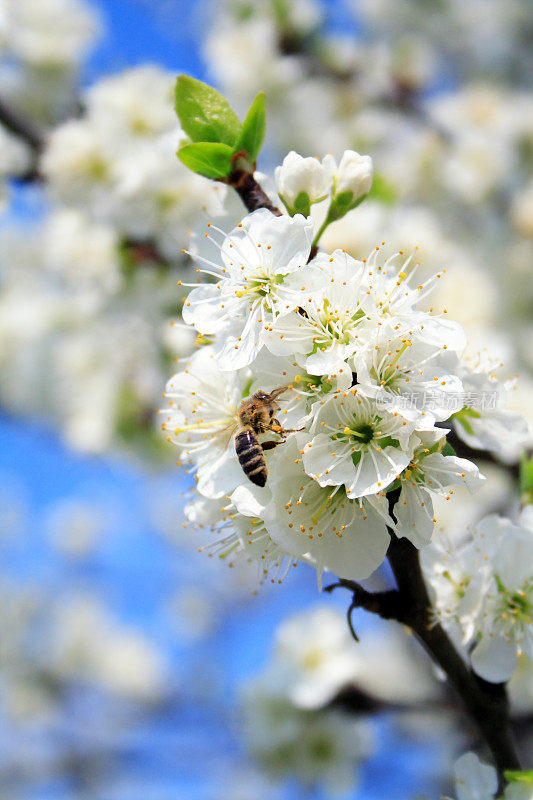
334 150 373 202
275 151 332 216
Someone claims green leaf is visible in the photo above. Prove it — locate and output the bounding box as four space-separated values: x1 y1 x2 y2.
369 171 397 205
234 91 266 163
175 75 242 146
504 769 533 784
386 477 401 493
451 407 481 436
177 142 234 179
520 454 533 503
441 442 457 458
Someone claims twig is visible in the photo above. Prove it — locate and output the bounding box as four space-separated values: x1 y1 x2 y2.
327 492 522 788
226 166 282 216
324 579 400 639
386 532 521 783
0 96 44 182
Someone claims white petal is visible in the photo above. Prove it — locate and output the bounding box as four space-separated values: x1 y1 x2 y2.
310 511 391 581
415 316 467 352
302 435 355 487
423 453 486 494
471 635 518 683
182 283 234 333
231 483 270 516
346 446 410 498
454 752 498 800
217 304 264 370
261 312 314 357
196 447 246 499
456 409 529 463
222 208 313 276
395 483 435 548
305 343 350 376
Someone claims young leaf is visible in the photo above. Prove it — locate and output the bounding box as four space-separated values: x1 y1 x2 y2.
441 442 457 458
504 769 533 784
369 171 397 205
520 454 533 504
177 142 234 179
175 75 242 146
234 92 266 163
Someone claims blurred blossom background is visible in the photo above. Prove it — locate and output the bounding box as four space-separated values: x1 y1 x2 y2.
0 0 532 797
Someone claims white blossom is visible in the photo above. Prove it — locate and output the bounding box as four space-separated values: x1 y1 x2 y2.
275 150 333 213
182 209 314 369
262 248 367 377
422 512 533 683
260 436 394 581
352 319 464 428
331 150 373 202
42 66 227 250
302 388 417 499
160 346 249 498
454 353 529 464
449 752 532 800
2 0 100 68
271 607 366 709
242 671 373 798
396 430 485 547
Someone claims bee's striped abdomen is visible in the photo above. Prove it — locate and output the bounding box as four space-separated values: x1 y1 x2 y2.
235 428 267 487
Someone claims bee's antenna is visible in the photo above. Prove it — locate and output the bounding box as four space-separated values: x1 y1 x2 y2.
269 385 292 400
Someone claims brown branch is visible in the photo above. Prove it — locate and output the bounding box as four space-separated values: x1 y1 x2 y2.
386 533 521 783
324 578 400 640
0 97 45 182
225 163 282 216
327 492 522 789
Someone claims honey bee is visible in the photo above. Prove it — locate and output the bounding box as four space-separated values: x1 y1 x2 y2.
235 386 301 487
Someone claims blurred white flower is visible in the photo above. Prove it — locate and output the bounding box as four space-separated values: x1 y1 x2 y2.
271 606 364 708
242 672 373 797
3 0 100 68
450 751 533 800
42 66 227 249
453 752 498 800
50 595 166 701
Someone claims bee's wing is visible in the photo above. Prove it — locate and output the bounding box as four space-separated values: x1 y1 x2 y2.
219 421 237 452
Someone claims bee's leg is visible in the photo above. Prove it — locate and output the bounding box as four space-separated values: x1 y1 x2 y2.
261 440 281 451
271 420 304 435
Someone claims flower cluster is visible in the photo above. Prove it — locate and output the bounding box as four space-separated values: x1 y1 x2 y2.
422 507 533 683
157 149 528 586
450 752 532 800
42 65 226 257
0 0 101 125
204 0 533 388
241 607 374 797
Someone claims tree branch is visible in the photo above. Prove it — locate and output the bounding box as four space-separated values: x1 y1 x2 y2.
226 167 282 216
0 96 44 181
324 578 400 640
328 492 522 788
386 533 521 781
